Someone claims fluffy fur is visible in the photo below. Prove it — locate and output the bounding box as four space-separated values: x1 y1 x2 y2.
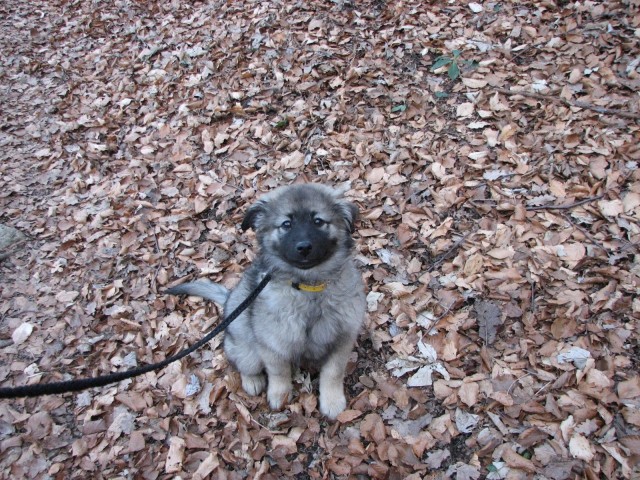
168 184 365 419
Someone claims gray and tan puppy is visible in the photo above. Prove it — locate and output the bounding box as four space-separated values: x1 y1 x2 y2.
168 184 366 419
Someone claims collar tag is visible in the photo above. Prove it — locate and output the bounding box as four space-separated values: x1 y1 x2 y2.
291 281 326 292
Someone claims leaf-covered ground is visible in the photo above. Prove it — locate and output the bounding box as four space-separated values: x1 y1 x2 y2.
1 1 639 478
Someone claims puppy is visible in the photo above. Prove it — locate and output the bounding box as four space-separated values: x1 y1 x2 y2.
168 184 365 419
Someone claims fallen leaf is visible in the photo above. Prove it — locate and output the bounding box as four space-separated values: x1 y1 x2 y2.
455 408 480 433
501 446 536 473
165 437 186 474
55 291 79 303
490 391 514 406
557 347 592 369
476 301 502 344
618 376 640 399
622 192 640 213
425 449 451 469
408 363 450 387
193 453 220 480
598 199 623 218
458 382 479 407
457 103 475 117
12 322 33 345
280 150 305 169
337 409 363 423
361 413 386 443
569 434 595 462
445 462 481 480
462 77 487 88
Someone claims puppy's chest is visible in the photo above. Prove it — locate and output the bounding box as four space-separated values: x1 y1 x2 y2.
274 292 326 329
260 289 339 352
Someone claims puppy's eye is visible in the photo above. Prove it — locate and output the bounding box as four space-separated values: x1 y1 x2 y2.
281 220 292 229
314 218 326 227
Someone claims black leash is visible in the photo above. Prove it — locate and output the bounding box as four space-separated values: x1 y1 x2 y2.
0 273 272 399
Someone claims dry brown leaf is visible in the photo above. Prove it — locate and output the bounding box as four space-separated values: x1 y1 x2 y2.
569 434 595 462
361 413 386 444
165 437 185 474
486 247 514 260
461 78 487 88
475 300 502 345
458 382 480 407
490 391 514 407
457 103 475 118
126 431 146 453
193 453 221 480
618 376 640 400
337 409 363 423
501 446 536 473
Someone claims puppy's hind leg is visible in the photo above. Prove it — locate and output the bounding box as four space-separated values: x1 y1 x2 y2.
319 341 354 419
225 337 266 396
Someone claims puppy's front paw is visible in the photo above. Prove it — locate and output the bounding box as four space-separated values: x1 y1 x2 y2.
267 379 292 411
241 374 266 396
320 387 347 419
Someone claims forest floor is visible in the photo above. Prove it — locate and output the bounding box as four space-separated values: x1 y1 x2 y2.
1 1 639 479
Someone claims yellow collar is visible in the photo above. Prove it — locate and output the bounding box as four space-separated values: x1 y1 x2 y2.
291 281 327 292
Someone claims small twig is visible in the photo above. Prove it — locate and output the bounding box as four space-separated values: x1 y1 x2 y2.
421 302 454 337
482 316 489 346
209 103 278 121
219 181 246 193
526 194 603 211
248 414 287 435
427 233 471 272
534 381 552 397
150 228 162 291
529 278 536 313
490 86 640 120
509 370 555 397
508 373 532 394
561 212 609 254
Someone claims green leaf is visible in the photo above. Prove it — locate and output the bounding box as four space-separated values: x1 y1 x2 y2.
448 62 460 80
430 56 452 71
274 119 288 129
434 91 449 99
452 49 462 58
391 104 407 113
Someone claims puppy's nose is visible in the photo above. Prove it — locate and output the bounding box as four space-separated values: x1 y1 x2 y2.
296 241 312 257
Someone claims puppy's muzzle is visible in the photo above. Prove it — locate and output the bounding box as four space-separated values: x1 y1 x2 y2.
288 238 331 269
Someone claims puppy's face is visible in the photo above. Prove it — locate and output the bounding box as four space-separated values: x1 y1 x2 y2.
242 185 358 273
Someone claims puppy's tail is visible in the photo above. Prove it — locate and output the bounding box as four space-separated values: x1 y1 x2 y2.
166 280 230 305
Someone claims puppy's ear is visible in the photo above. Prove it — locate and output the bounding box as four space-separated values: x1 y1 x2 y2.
241 201 266 231
336 200 359 233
